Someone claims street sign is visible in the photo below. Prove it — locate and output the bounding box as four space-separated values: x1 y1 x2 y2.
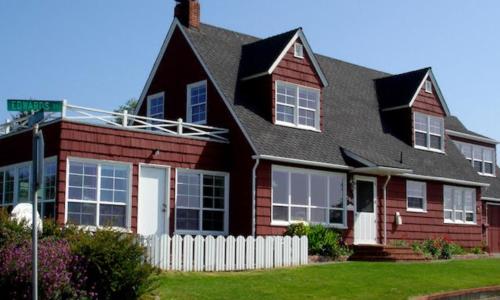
28 110 45 128
7 99 63 112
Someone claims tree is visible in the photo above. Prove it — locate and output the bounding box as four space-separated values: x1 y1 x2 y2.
114 98 138 124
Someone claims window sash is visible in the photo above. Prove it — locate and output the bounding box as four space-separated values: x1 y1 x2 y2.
147 92 164 120
454 141 496 176
175 170 228 234
66 159 130 228
407 181 426 211
187 81 207 124
275 81 320 130
414 113 444 151
443 186 476 224
271 166 346 227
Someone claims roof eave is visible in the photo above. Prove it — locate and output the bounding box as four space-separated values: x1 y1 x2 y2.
446 129 500 145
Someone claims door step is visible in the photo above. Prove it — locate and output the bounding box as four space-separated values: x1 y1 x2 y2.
349 245 429 262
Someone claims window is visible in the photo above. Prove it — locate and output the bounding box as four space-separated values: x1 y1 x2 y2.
414 112 444 152
67 159 130 228
407 181 426 212
425 80 433 93
187 81 207 124
175 170 228 234
271 166 346 227
0 159 56 218
147 92 164 120
443 186 476 224
454 141 496 176
294 43 304 58
276 81 320 130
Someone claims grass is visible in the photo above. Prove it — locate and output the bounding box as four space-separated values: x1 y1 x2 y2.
142 258 500 300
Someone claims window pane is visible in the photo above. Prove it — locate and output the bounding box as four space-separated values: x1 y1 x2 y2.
0 171 3 204
41 202 55 219
473 161 483 173
202 210 224 232
444 188 453 210
277 104 294 123
190 83 207 123
273 206 288 221
454 190 463 211
407 181 425 198
310 174 327 207
67 202 96 226
466 213 474 222
444 210 453 221
290 173 308 205
4 169 15 204
415 132 427 147
484 162 494 175
330 210 343 224
43 161 57 201
415 114 428 131
177 173 200 208
272 171 288 204
484 149 494 162
291 207 307 221
310 208 327 223
356 181 374 213
18 166 30 203
329 176 344 208
408 197 424 210
298 87 318 109
464 190 474 211
429 117 442 135
298 109 315 127
430 135 441 150
99 204 126 227
473 147 482 160
176 209 199 230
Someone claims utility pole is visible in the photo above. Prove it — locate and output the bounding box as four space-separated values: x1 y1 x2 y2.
31 123 44 300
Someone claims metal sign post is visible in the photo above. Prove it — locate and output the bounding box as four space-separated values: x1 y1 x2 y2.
30 122 44 300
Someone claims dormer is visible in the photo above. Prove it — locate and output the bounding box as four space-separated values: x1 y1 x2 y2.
239 28 328 132
377 68 450 153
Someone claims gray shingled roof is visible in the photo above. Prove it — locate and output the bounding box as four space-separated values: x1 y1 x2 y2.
376 68 429 110
445 116 494 140
183 23 487 184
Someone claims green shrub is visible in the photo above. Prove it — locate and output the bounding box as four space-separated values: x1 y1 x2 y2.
390 240 409 248
470 246 484 255
69 228 154 300
0 208 31 250
412 237 463 260
284 222 310 236
286 224 351 259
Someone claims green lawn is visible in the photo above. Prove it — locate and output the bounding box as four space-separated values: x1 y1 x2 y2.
142 258 500 300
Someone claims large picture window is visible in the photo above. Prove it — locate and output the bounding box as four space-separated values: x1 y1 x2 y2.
276 81 320 130
454 141 495 176
406 181 426 212
414 112 444 152
175 170 228 235
66 159 130 228
187 81 207 124
271 166 346 227
0 158 57 219
443 185 476 224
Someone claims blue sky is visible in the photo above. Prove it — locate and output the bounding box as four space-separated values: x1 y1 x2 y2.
1 0 499 143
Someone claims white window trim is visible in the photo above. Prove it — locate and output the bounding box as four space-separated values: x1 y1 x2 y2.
270 165 347 229
425 80 433 94
64 157 133 230
454 141 496 177
406 180 427 213
274 80 321 132
294 43 304 59
443 185 476 225
413 112 445 153
146 91 165 119
174 168 229 236
186 80 207 125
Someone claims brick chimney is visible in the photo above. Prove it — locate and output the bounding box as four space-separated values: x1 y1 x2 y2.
174 0 200 30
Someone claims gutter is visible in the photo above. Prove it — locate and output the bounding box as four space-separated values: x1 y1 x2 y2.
251 157 260 236
252 155 351 171
383 175 391 245
446 129 500 145
400 173 490 188
353 166 413 175
482 197 500 202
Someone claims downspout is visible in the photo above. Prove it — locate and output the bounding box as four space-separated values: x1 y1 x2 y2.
251 158 260 237
383 175 391 245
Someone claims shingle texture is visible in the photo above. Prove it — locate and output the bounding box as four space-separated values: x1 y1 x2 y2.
183 23 490 186
445 116 494 140
376 68 429 110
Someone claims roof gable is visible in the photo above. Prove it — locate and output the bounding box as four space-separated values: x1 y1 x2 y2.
377 68 451 115
240 28 328 87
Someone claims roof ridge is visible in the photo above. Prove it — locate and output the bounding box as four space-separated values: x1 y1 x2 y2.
377 67 430 80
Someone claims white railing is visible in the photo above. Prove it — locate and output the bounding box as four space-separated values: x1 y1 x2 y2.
0 102 229 143
141 235 308 272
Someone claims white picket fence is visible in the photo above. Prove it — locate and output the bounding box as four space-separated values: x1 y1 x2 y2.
140 235 308 272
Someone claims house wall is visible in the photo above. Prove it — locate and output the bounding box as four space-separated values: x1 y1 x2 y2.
255 161 483 248
271 38 324 130
135 26 257 235
412 80 446 117
56 120 230 233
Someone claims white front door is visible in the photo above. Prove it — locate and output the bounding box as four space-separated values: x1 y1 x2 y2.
137 165 170 236
354 176 378 245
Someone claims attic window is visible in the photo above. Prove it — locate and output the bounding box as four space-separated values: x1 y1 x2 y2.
425 80 433 94
414 112 444 152
294 43 304 59
275 81 320 130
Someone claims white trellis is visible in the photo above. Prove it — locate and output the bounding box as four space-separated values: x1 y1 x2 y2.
141 235 308 272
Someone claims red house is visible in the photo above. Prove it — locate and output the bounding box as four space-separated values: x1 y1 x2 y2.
1 0 499 253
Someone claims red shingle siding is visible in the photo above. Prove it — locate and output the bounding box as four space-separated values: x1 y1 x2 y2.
412 80 446 117
271 38 324 130
57 121 230 233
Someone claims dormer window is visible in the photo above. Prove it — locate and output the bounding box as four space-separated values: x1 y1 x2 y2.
454 141 496 176
275 81 320 131
187 80 207 124
147 92 165 120
294 43 304 59
425 80 433 93
414 112 444 152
